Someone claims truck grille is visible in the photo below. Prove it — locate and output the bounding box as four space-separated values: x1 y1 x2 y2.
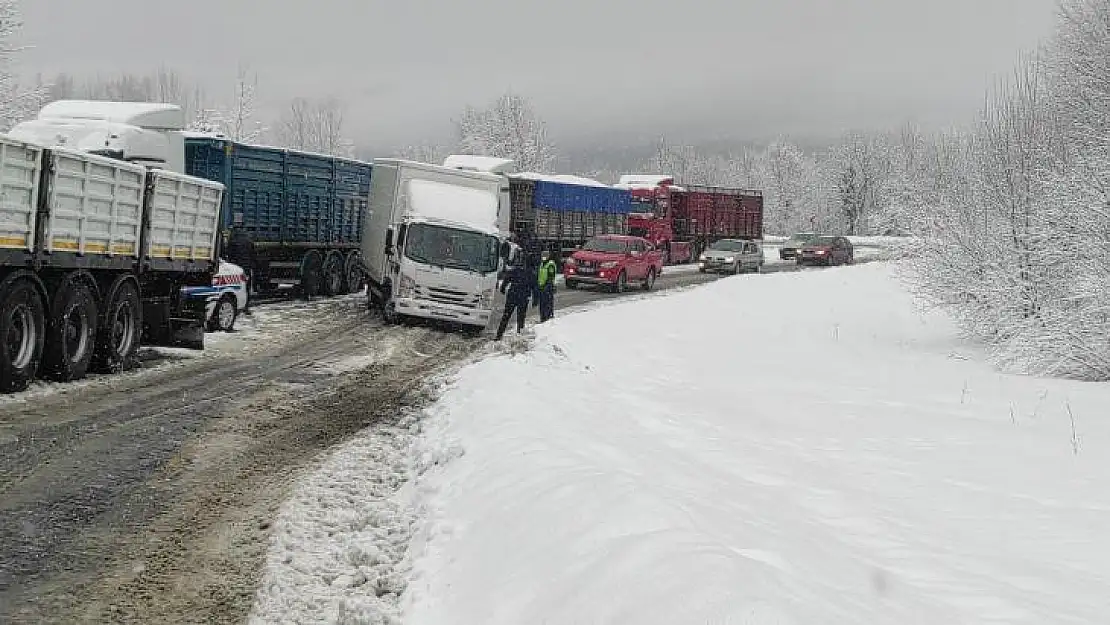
417 286 479 309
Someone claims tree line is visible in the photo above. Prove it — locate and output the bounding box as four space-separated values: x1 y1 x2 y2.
4 0 1108 379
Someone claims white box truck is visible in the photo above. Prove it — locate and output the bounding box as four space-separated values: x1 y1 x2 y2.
0 103 225 393
361 158 511 332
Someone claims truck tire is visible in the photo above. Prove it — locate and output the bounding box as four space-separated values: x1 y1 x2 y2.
565 279 578 290
92 279 142 374
300 250 324 299
642 268 656 291
42 277 98 383
344 251 364 294
322 251 345 297
0 277 46 393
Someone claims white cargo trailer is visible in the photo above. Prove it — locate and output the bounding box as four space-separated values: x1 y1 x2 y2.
0 133 223 393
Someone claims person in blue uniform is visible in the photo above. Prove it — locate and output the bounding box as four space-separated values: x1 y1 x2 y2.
495 257 533 340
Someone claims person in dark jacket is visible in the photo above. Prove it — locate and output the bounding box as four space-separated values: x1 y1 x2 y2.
536 250 557 323
225 227 256 314
495 259 533 340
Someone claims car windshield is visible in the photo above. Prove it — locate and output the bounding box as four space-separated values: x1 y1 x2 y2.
582 238 629 253
708 240 746 252
403 222 501 273
811 236 838 245
786 233 818 245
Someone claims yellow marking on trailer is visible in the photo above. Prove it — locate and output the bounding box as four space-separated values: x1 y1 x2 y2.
150 245 172 256
51 239 79 250
111 244 137 255
0 236 29 248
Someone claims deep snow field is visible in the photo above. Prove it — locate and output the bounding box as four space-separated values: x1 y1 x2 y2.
249 261 1109 624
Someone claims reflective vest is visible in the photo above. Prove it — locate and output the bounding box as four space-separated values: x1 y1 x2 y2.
537 259 557 288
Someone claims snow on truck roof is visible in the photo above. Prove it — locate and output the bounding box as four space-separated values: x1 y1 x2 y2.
36 100 186 130
512 171 610 188
616 174 674 187
442 154 517 174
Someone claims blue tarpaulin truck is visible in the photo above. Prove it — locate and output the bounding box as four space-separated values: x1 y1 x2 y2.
184 138 372 297
506 173 634 261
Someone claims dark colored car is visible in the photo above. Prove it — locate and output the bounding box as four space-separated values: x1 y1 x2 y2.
798 235 854 266
778 232 820 260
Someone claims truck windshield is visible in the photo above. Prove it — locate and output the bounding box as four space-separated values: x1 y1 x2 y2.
582 238 629 253
708 240 746 252
403 223 501 274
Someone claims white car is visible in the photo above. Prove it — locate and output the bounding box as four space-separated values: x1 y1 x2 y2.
181 259 250 332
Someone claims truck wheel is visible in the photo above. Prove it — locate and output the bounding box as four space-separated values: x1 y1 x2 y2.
733 261 742 275
344 251 364 294
210 294 238 332
0 278 45 393
613 271 627 294
322 251 345 297
92 280 141 374
565 279 578 290
300 250 324 299
42 278 98 383
382 300 399 325
642 268 656 291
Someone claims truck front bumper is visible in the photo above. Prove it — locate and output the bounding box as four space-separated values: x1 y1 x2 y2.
395 297 491 328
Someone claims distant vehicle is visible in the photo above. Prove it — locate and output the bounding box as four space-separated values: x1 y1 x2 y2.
778 232 820 260
616 176 765 264
798 235 854 266
698 239 764 274
361 158 510 333
181 259 249 332
563 235 664 293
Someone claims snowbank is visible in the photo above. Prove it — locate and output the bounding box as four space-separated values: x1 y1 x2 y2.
403 263 1109 624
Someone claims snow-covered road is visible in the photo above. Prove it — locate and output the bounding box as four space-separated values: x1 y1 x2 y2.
359 262 1101 624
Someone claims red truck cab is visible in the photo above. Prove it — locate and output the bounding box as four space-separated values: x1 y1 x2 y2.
563 235 664 293
616 175 694 265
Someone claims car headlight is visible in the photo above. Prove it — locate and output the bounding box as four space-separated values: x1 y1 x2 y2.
724 256 735 263
479 288 494 308
698 253 707 261
398 274 416 298
600 261 619 269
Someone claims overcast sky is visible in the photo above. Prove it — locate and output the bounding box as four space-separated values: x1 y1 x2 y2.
20 0 1056 149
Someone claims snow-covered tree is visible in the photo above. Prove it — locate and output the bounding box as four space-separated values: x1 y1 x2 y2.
456 92 556 172
273 96 353 157
395 142 447 164
225 64 264 142
0 0 46 129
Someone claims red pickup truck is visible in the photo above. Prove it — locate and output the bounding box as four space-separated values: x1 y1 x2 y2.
563 235 664 293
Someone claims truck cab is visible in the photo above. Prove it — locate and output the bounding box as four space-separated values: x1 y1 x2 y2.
5 100 186 173
362 158 511 332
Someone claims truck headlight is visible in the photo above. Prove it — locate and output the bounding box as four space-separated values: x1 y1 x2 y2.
479 288 494 308
698 253 707 261
398 274 416 298
724 256 735 263
600 261 618 269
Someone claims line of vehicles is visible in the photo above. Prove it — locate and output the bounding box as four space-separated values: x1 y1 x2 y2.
0 99 767 393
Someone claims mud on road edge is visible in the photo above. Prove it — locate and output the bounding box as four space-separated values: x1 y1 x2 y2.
2 328 481 625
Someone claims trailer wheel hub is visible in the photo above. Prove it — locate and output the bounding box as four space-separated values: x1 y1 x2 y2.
6 304 36 370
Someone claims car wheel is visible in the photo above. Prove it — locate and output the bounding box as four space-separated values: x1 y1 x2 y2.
565 279 578 290
614 271 627 294
210 294 238 332
733 261 741 275
642 268 656 291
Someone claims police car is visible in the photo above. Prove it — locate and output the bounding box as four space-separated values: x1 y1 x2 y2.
181 259 250 332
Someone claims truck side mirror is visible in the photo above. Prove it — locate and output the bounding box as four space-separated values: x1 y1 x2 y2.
384 228 394 255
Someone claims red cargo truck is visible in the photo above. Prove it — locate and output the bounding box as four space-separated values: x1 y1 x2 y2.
616 175 764 263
